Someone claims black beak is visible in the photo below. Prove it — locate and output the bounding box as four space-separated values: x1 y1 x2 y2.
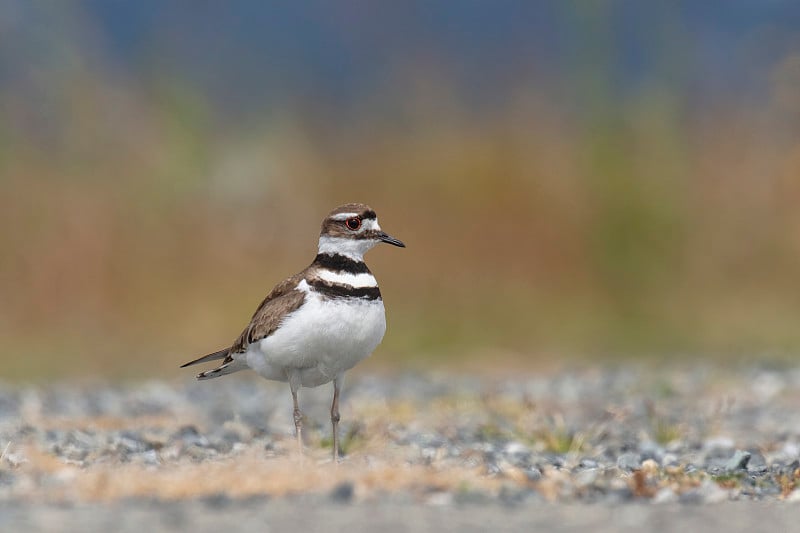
377 231 405 248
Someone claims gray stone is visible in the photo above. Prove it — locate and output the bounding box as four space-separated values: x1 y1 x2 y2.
329 482 355 504
525 466 542 481
746 451 768 474
616 452 642 471
724 450 751 472
173 426 209 448
639 441 665 463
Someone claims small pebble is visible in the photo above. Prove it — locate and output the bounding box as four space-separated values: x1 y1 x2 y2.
330 482 355 504
617 452 642 471
724 450 751 472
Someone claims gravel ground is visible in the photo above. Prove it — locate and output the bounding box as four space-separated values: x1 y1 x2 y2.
2 365 800 530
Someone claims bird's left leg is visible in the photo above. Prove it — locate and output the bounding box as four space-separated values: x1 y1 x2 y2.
331 374 343 463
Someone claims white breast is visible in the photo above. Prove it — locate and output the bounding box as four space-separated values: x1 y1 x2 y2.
245 289 387 388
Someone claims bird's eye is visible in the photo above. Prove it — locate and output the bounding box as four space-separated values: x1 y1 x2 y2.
345 217 362 230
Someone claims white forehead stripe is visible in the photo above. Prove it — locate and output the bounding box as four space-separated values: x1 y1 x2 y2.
316 270 378 288
330 213 360 221
329 213 380 229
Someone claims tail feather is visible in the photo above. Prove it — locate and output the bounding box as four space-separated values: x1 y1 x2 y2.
180 348 229 368
196 358 246 380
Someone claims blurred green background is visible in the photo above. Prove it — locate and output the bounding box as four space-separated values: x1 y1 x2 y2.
2 2 800 379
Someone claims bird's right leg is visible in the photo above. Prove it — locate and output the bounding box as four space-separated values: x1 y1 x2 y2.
291 383 303 455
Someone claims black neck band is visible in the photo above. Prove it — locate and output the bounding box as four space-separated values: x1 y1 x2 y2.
308 279 382 300
313 253 371 275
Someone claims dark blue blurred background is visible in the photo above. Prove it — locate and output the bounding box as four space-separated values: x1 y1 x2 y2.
5 2 799 115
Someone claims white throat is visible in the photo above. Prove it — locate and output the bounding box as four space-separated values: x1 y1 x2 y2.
317 236 377 261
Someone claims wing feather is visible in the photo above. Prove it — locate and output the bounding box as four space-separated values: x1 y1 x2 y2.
229 273 306 354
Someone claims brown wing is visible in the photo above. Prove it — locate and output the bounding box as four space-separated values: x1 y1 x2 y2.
227 273 306 355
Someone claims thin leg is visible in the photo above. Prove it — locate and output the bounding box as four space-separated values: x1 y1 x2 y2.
291 385 303 455
331 375 342 463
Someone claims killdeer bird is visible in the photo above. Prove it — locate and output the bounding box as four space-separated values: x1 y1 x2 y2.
181 203 405 461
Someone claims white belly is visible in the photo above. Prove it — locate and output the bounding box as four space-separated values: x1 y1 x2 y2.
245 293 386 388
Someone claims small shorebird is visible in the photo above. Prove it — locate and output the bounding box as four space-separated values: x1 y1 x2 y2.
181 203 405 461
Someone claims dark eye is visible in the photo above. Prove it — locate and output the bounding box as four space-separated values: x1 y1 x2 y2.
345 217 362 230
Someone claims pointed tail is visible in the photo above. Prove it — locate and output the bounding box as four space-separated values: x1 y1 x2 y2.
196 358 246 380
180 348 229 368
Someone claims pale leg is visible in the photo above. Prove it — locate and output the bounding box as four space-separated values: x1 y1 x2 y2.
291 383 303 455
331 374 343 463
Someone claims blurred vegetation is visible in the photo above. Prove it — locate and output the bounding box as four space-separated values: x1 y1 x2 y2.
1 3 800 379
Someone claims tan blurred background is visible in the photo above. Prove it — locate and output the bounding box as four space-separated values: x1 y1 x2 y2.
1 2 800 379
